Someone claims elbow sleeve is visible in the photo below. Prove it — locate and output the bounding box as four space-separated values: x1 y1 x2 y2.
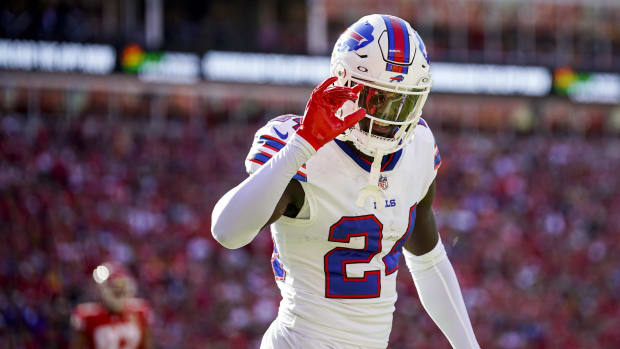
211 189 255 249
210 135 315 249
404 238 481 349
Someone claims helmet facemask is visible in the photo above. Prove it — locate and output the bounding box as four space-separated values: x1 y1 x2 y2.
338 79 429 157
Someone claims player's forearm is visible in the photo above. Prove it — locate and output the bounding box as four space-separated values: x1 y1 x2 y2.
211 134 315 249
404 239 481 349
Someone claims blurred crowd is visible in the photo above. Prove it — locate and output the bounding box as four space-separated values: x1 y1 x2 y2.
1 0 619 348
2 0 619 70
0 105 618 348
328 0 620 70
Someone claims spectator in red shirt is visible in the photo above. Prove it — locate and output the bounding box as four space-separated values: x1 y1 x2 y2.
70 262 152 349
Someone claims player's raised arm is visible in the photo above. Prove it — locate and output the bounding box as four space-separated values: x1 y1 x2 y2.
211 77 365 249
403 182 481 348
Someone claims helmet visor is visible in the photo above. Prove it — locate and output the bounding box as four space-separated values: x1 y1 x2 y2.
358 86 420 123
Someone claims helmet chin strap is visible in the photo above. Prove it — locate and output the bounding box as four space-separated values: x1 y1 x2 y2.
356 150 386 210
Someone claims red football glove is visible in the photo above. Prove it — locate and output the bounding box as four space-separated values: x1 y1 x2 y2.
296 76 366 151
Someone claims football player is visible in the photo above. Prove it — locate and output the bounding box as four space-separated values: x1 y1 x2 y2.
212 14 480 349
70 262 152 349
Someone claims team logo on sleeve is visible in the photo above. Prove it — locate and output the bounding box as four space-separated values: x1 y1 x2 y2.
336 22 375 52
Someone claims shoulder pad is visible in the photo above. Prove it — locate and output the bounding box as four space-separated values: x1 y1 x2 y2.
413 117 436 145
74 302 103 317
413 117 441 172
71 302 103 330
245 115 307 182
410 118 441 200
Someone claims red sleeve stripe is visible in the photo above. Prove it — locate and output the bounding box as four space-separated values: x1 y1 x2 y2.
259 151 273 159
260 134 287 146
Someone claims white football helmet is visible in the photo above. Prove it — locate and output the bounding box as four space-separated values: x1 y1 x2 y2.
331 14 432 157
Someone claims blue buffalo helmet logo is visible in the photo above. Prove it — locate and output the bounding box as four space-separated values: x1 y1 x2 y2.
336 22 375 52
390 75 404 82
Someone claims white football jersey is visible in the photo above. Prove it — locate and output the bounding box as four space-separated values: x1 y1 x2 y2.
246 115 441 348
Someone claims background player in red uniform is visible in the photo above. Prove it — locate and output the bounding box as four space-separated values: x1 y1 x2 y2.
70 262 152 349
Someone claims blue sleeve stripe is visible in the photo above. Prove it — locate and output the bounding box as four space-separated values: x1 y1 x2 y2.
271 246 286 280
293 172 307 182
259 136 285 151
249 158 265 165
434 150 442 170
252 153 271 164
261 137 284 151
249 151 306 181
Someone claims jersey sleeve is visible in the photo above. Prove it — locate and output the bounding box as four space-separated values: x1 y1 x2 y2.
70 303 100 332
415 118 441 200
245 114 308 182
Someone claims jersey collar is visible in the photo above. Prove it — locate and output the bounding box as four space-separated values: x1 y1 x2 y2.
333 139 403 173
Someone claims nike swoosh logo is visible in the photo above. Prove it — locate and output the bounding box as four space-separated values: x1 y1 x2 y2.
273 127 289 140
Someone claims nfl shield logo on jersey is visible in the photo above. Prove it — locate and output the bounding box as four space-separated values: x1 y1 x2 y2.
378 175 388 190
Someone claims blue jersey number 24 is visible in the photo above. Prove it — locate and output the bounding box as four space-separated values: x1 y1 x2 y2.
324 206 416 298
